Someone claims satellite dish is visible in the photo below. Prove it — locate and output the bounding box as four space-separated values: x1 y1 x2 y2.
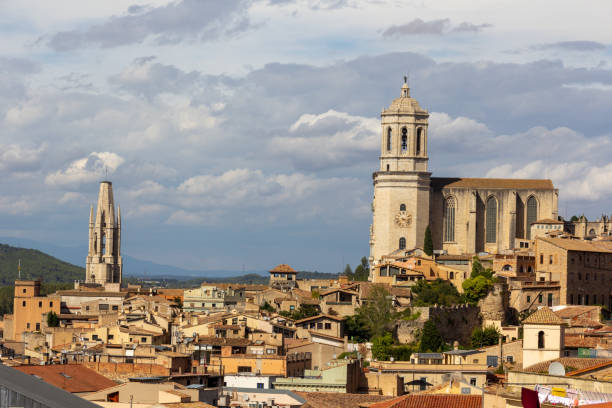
548 362 566 376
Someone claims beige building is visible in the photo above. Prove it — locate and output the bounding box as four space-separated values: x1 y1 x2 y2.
7 280 60 341
522 307 565 368
370 80 558 268
86 181 122 285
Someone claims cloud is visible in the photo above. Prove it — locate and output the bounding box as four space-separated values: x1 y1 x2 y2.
45 0 254 51
45 152 124 186
0 143 46 173
268 110 379 170
531 41 606 52
382 19 490 37
382 18 450 37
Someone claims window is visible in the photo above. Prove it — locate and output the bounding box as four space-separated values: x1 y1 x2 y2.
108 334 114 340
548 293 553 306
325 323 332 330
486 197 497 243
38 301 42 307
585 295 589 305
400 203 406 211
386 128 392 151
112 305 118 311
470 378 477 386
444 197 456 242
35 323 40 331
549 255 553 264
399 237 406 250
538 331 545 349
540 254 543 264
386 164 390 171
309 323 315 329
526 295 531 303
317 323 323 329
257 383 264 389
289 305 295 311
27 323 30 329
578 273 582 280
420 377 427 391
449 272 454 279
578 294 582 305
593 295 597 304
570 294 574 304
22 288 26 294
50 301 53 307
22 301 26 307
526 196 537 239
538 294 543 303
401 127 408 152
238 366 252 373
585 273 589 281
416 128 423 155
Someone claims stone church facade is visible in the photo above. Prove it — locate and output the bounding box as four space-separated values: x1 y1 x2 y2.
369 80 558 266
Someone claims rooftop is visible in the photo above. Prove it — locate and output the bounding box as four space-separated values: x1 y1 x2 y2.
538 237 612 253
269 264 297 273
431 177 554 190
297 391 392 408
369 394 483 408
522 307 565 325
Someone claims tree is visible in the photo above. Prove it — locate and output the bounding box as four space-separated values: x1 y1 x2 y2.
371 332 393 360
462 275 494 304
260 301 275 313
471 256 493 279
419 320 444 352
46 311 59 328
345 314 370 343
353 257 370 281
411 279 463 306
471 326 500 348
173 296 183 309
570 215 579 222
344 264 354 280
423 225 433 256
357 285 396 339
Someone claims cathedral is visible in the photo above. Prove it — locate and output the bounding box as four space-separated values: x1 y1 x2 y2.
369 80 559 265
85 181 123 284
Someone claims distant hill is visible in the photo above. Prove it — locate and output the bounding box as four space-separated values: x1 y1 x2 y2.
0 243 84 285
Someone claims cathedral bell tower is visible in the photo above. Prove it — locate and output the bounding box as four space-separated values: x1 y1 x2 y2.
86 181 122 285
369 78 431 268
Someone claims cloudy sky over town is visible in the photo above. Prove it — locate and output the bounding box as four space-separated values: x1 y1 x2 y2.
1 0 612 273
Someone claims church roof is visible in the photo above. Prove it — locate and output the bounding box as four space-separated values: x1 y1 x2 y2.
431 177 554 190
383 82 428 115
523 307 565 325
269 264 297 273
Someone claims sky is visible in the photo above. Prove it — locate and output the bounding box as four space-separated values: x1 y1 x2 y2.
1 0 612 273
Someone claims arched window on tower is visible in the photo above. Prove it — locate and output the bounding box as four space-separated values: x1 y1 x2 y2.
399 237 406 250
416 128 423 155
400 203 406 212
526 196 538 239
538 331 545 349
444 197 456 242
486 196 497 243
387 128 392 151
401 128 408 152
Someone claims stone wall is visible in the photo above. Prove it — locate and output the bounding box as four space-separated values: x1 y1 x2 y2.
395 304 481 346
479 282 509 326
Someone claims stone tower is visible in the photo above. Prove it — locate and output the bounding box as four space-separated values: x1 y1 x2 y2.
86 181 122 285
370 79 430 268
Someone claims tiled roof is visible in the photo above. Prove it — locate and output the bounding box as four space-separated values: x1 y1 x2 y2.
297 391 393 408
295 314 345 324
269 264 297 273
523 357 612 374
522 307 565 325
196 336 251 346
538 237 612 253
431 177 554 190
13 364 117 393
369 394 483 408
553 306 601 319
564 335 604 348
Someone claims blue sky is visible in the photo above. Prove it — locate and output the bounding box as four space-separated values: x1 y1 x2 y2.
1 0 612 273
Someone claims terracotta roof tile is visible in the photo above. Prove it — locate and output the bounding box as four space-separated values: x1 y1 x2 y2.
431 177 554 190
297 392 393 408
553 306 601 319
538 237 612 253
523 307 565 325
523 357 611 374
13 364 117 393
369 394 482 408
269 264 297 273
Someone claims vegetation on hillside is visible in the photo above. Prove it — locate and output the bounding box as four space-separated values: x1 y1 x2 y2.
462 256 495 304
411 278 464 306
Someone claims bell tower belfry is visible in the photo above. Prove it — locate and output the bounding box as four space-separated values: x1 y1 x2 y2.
86 181 122 285
369 78 431 269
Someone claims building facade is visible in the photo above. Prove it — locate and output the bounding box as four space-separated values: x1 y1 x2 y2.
86 181 122 285
370 80 559 268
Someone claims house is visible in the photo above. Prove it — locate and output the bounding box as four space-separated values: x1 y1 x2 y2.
319 287 360 316
295 314 345 339
522 306 566 368
273 359 360 393
269 264 298 290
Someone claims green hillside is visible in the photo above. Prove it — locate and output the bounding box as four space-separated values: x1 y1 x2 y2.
0 243 84 285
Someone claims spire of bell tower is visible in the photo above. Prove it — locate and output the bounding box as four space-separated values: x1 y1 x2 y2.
85 181 123 286
402 75 410 98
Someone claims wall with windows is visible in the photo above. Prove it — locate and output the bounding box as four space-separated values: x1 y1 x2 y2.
522 322 564 368
11 280 61 341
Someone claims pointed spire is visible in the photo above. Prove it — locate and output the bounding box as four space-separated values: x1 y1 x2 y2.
89 205 94 225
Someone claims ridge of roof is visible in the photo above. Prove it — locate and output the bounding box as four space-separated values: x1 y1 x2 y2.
523 307 565 325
